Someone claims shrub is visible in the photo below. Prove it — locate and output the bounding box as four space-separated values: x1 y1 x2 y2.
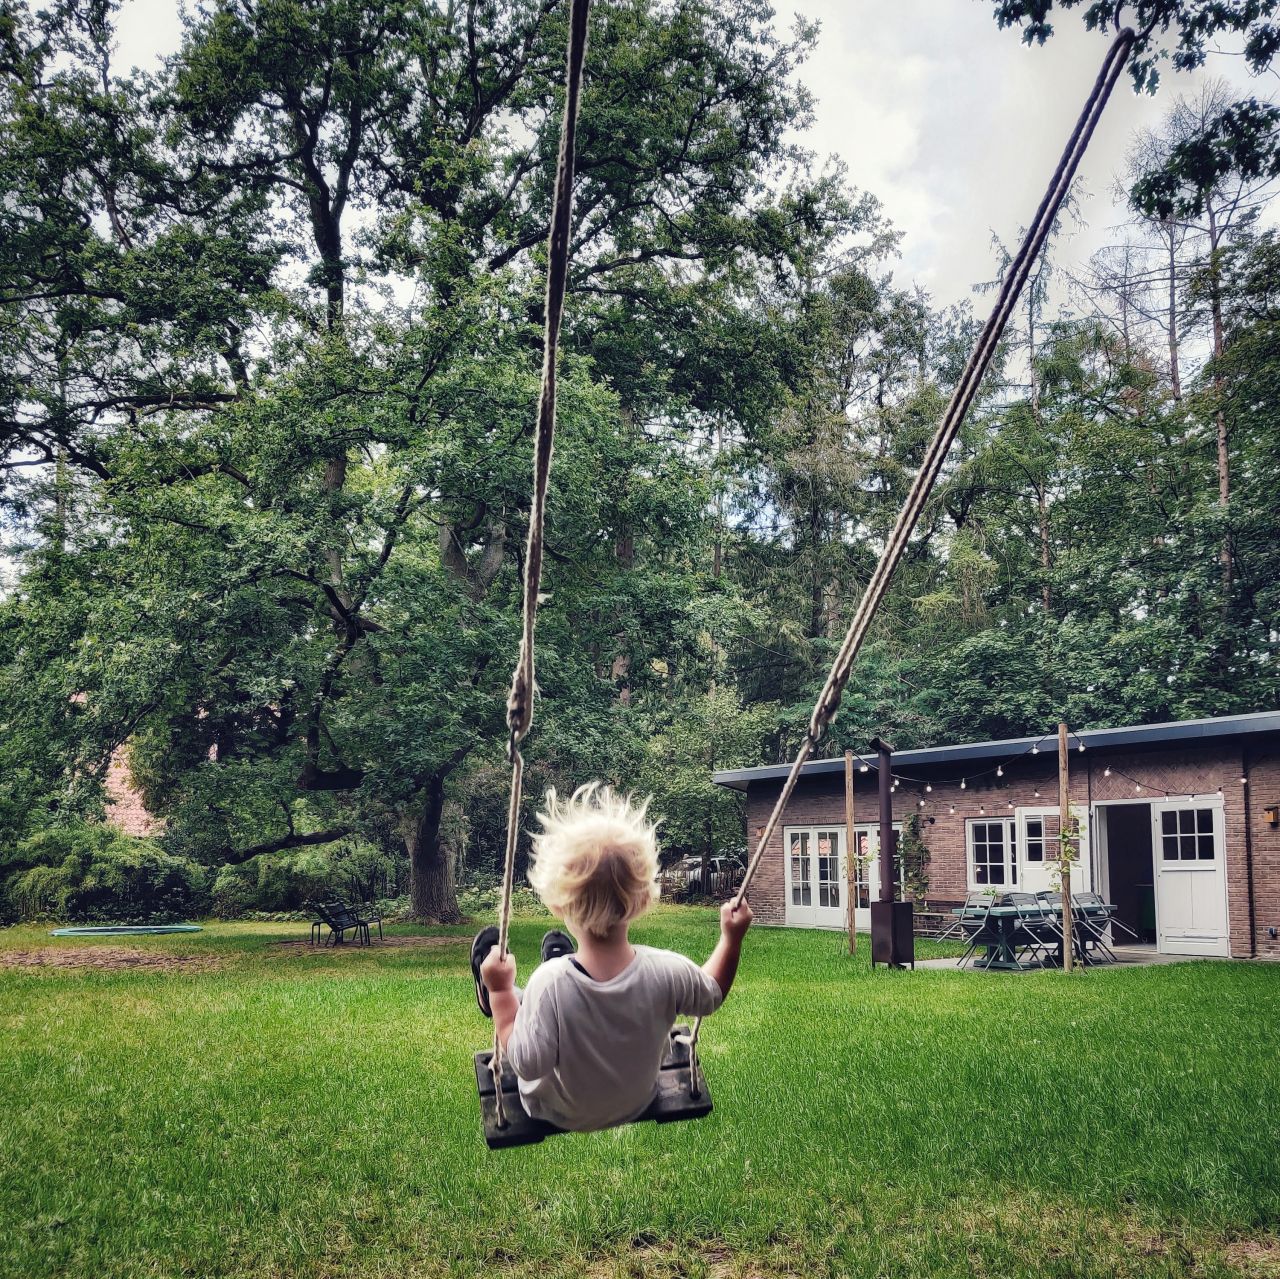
210 850 341 919
5 823 209 923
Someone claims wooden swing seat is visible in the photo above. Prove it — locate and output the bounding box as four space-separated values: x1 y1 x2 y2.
474 1024 713 1149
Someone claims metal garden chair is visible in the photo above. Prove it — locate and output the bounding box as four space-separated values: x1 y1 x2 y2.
955 891 998 969
1008 892 1060 966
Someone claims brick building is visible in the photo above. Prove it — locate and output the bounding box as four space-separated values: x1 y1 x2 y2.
712 710 1280 960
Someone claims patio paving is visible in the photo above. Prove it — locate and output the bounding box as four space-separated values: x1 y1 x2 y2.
916 943 1215 970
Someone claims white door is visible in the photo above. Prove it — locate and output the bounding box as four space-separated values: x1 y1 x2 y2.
850 825 902 930
784 826 847 929
1016 806 1091 895
1151 800 1229 956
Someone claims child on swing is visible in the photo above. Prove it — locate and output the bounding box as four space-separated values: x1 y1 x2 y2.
471 783 752 1132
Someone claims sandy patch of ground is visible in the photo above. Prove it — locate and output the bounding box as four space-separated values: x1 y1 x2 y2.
1223 1237 1280 1278
274 935 466 953
0 946 224 973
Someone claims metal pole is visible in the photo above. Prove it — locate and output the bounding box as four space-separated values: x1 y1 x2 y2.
1058 721 1075 972
872 736 895 902
844 750 857 954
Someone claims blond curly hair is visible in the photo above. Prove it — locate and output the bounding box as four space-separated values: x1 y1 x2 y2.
527 783 660 939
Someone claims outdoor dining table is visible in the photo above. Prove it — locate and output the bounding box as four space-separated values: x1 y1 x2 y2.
951 902 1048 970
952 898 1120 969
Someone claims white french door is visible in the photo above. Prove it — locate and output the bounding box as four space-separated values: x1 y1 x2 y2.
785 824 900 930
1151 800 1228 956
1015 806 1091 895
784 827 845 929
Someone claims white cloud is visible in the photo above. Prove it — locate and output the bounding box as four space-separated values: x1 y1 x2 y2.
791 1 1277 308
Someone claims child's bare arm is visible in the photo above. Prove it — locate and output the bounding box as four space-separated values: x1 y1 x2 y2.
480 948 519 1050
702 899 752 998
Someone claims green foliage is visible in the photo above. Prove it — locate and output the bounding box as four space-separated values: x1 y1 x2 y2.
4 822 208 923
895 812 931 902
2 0 1280 933
991 1 1280 93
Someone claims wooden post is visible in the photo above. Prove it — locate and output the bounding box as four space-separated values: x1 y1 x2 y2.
845 750 857 955
1058 721 1075 972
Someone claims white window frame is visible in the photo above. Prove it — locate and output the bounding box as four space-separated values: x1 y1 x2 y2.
966 817 1018 889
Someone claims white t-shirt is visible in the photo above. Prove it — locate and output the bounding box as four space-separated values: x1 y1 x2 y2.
505 944 724 1132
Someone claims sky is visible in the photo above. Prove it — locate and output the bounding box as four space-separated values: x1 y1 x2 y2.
786 1 1278 309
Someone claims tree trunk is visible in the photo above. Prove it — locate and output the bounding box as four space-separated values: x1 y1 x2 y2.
405 776 462 923
1206 203 1231 597
808 501 824 638
1165 218 1182 402
1038 485 1051 616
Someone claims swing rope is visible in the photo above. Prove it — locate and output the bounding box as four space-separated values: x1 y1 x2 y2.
685 22 1136 1054
490 10 1135 1116
491 0 593 1130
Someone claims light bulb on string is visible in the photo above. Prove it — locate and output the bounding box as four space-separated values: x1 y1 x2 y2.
960 779 966 790
860 762 869 773
1078 741 1085 752
1104 767 1111 777
925 783 932 793
978 804 985 814
1033 789 1040 798
1134 784 1142 793
996 765 1004 778
1032 744 1040 754
918 799 925 808
1240 776 1249 785
949 805 956 814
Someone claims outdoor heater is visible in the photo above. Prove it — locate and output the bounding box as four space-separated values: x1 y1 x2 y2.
869 735 915 969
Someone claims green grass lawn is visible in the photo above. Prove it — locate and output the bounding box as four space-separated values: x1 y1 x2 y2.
2 908 1278 1279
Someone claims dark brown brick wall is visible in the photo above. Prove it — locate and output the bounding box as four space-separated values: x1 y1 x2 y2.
1247 752 1280 958
740 742 1269 958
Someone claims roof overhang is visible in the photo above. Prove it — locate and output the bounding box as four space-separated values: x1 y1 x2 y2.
710 710 1280 791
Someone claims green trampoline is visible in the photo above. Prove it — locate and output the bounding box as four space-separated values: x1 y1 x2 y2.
49 925 203 937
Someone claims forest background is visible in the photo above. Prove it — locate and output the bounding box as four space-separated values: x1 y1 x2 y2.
1 0 1278 924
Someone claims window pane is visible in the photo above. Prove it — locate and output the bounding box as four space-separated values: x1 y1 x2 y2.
1178 810 1195 834
1162 811 1177 836
1161 837 1178 861
1198 834 1215 860
1181 836 1196 861
1197 809 1213 834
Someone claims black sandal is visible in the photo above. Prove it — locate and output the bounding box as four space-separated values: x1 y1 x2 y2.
471 926 500 1018
540 929 577 963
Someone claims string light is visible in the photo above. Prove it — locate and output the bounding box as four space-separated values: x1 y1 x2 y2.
1078 741 1085 752
1033 789 1040 798
1032 745 1040 754
1134 784 1142 793
978 804 985 814
1240 776 1249 785
1104 767 1111 776
960 779 966 790
859 762 869 773
918 798 925 808
949 805 956 814
996 765 1004 777
925 783 932 792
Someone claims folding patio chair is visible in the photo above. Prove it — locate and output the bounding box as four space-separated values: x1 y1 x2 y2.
1071 892 1139 962
1008 892 1060 967
1075 892 1140 942
955 892 997 969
